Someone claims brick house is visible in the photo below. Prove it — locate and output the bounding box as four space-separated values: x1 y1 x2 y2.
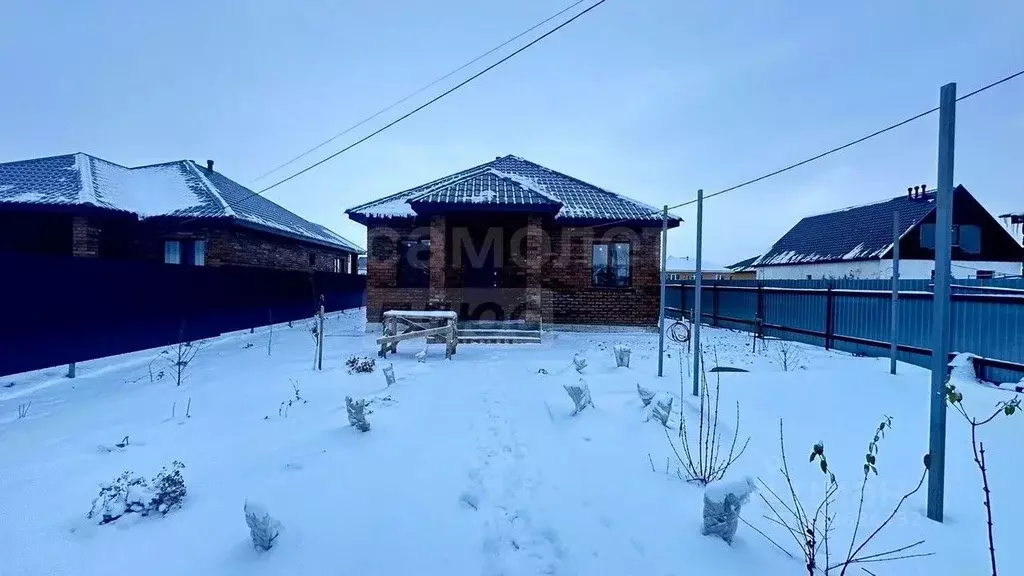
0 153 363 271
346 155 681 328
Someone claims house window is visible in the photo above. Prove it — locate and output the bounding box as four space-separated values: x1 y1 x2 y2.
920 223 935 249
193 240 206 266
397 239 430 287
592 242 631 288
333 258 341 273
164 240 181 264
976 270 994 280
806 274 813 280
954 224 981 254
309 252 317 267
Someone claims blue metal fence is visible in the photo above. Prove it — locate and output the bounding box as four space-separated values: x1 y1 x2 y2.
667 278 1024 384
0 252 367 377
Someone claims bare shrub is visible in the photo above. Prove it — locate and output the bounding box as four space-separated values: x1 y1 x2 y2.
947 383 1021 576
775 339 803 372
279 380 307 418
666 350 749 484
153 323 205 386
17 401 31 419
756 419 930 575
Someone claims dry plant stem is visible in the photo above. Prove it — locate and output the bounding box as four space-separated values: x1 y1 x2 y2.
980 442 996 576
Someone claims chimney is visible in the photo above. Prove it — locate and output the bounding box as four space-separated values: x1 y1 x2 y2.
907 186 914 199
921 183 927 194
206 159 214 172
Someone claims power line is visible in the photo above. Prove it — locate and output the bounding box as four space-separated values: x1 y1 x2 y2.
203 0 609 224
251 0 591 183
663 66 1024 213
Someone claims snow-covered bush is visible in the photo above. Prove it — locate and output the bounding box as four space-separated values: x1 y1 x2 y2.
563 379 594 415
346 355 376 374
648 395 673 427
637 384 656 407
279 380 307 417
416 347 427 363
346 396 371 432
383 363 396 386
572 354 587 374
613 345 631 368
244 500 282 552
702 476 756 544
87 461 186 524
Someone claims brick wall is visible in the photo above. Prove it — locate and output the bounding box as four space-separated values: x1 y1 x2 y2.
542 224 662 326
364 216 662 327
71 215 101 257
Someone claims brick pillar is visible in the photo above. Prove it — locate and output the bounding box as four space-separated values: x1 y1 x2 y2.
71 215 100 257
429 215 447 306
523 214 544 322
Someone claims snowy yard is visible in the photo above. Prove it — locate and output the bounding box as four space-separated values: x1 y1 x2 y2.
1 309 1020 576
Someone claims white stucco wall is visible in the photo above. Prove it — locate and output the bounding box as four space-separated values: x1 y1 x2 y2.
756 259 1021 280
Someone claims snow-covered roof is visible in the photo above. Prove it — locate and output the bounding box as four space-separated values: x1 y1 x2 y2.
664 256 731 273
753 189 943 267
726 256 759 272
0 153 362 253
346 155 682 226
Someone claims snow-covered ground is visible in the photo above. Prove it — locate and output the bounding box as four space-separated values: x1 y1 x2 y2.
1 309 1021 575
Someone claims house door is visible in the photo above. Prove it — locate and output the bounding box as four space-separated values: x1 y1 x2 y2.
460 232 501 288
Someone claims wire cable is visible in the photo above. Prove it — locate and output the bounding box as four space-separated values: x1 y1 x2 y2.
251 0 591 183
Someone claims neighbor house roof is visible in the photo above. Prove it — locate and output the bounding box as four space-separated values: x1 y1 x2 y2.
346 155 682 226
727 256 759 272
753 188 953 267
0 153 362 253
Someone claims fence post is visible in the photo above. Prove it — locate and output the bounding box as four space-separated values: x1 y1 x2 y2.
658 205 668 378
755 281 764 337
927 82 956 523
891 210 901 375
712 281 720 327
317 295 325 371
824 284 834 350
66 362 76 379
691 189 704 397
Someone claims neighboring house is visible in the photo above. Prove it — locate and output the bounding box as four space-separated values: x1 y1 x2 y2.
346 155 681 327
663 256 736 281
726 256 759 280
0 153 363 272
754 185 1023 280
1000 212 1024 276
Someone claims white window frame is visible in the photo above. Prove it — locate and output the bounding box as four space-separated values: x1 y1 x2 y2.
164 240 181 265
333 257 341 273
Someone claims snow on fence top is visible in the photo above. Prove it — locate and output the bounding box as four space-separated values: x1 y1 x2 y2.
346 155 683 225
0 153 362 253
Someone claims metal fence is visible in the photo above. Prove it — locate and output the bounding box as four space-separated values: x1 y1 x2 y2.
0 252 367 377
667 278 1024 384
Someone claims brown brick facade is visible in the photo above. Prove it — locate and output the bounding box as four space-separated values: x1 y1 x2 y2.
71 215 101 258
1 208 358 274
364 215 662 327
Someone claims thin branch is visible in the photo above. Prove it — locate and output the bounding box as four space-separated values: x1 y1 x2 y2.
740 516 795 559
980 442 998 576
841 467 927 575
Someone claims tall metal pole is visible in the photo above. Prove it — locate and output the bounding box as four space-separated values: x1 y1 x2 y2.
927 82 956 523
890 211 900 375
691 189 704 396
658 205 668 377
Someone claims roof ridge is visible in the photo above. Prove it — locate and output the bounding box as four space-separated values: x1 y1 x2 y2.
406 166 494 203
0 152 79 168
485 167 562 205
345 158 498 214
185 161 237 217
75 153 99 206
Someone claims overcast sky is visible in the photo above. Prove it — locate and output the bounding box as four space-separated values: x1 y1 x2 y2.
2 1 1022 263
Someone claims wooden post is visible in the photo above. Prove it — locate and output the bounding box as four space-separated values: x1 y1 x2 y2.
66 362 76 379
317 296 325 371
824 284 834 350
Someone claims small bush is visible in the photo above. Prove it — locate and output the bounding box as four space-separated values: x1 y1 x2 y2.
573 354 587 374
649 395 673 427
613 345 631 368
88 461 186 524
637 384 656 407
244 500 282 552
564 379 594 415
346 355 376 374
346 396 371 432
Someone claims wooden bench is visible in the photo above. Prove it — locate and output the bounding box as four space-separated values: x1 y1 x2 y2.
377 310 458 359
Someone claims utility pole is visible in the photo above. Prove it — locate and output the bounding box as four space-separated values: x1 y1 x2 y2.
927 82 956 523
692 189 704 396
658 205 668 377
890 211 900 375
